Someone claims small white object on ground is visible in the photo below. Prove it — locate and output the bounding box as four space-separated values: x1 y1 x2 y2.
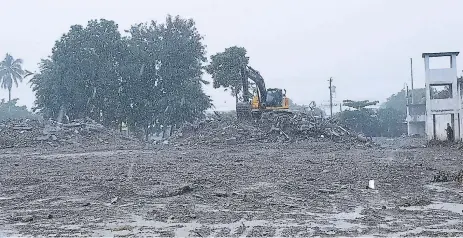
368 180 375 189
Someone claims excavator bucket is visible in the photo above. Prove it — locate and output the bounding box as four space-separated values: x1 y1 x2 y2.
236 102 252 121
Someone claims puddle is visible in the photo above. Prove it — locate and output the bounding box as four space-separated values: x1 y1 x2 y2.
243 182 275 191
330 206 364 220
378 157 394 162
391 227 463 236
402 202 463 215
425 184 451 192
0 196 15 201
89 206 366 237
425 183 462 194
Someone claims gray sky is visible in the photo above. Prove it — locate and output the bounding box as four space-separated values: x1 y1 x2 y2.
1 0 463 111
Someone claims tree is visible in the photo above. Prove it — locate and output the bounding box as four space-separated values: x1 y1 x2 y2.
154 15 212 127
338 100 379 136
0 54 27 101
30 16 211 138
31 19 126 126
122 16 212 139
377 107 406 137
206 46 250 103
31 16 212 140
381 88 426 114
339 99 407 137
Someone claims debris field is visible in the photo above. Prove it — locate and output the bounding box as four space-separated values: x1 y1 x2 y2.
0 118 140 151
174 111 372 146
1 117 463 237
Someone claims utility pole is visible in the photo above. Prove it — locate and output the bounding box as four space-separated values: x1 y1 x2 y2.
410 58 414 104
328 77 333 117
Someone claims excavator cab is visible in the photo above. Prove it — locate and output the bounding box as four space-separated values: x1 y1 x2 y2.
265 88 289 109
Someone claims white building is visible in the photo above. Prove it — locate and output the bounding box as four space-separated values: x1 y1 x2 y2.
423 52 460 141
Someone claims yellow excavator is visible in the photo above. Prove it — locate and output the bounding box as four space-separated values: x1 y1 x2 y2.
236 65 290 120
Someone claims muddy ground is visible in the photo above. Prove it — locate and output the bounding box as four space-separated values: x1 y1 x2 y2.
1 138 463 237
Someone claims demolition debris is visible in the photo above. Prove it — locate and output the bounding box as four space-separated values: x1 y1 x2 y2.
173 111 373 145
0 118 137 149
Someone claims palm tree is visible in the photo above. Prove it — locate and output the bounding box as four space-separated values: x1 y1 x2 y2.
0 54 27 101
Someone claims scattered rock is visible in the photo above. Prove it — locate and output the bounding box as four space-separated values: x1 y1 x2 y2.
433 170 454 182
401 198 431 207
161 185 194 198
318 189 338 194
13 126 32 131
110 197 118 204
225 137 237 145
213 191 229 197
22 216 34 222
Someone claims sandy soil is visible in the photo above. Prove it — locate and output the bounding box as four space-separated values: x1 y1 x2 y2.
1 138 463 237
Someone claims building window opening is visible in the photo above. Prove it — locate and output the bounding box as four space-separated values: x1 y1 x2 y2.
430 84 452 99
429 56 452 69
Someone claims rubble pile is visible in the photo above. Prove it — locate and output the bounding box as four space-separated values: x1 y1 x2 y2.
173 111 371 145
0 118 138 149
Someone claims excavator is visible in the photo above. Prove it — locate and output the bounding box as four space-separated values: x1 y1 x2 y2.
236 65 290 120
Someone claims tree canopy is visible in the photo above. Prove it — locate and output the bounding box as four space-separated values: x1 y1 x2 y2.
206 46 250 100
30 16 212 139
342 99 379 110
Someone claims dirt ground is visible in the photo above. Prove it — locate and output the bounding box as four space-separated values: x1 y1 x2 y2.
1 138 463 237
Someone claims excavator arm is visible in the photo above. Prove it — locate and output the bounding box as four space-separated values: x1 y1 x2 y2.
236 65 268 120
239 65 267 107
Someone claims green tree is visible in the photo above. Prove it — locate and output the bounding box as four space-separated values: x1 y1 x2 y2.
31 16 212 140
377 107 406 137
338 100 379 136
381 88 426 114
206 46 250 103
30 59 62 118
31 19 126 126
155 15 211 127
0 54 27 101
122 16 212 139
339 99 407 137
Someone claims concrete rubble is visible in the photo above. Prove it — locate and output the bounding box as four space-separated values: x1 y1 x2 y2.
0 118 137 149
173 111 372 146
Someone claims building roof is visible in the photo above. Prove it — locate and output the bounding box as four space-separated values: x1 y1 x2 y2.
422 52 460 58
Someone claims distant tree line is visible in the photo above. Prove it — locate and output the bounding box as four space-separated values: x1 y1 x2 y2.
0 99 36 121
337 97 408 137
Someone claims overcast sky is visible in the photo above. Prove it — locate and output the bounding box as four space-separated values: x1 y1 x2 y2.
1 0 463 111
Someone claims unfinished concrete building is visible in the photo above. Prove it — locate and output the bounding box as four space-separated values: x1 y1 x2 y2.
423 52 460 141
406 89 426 136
